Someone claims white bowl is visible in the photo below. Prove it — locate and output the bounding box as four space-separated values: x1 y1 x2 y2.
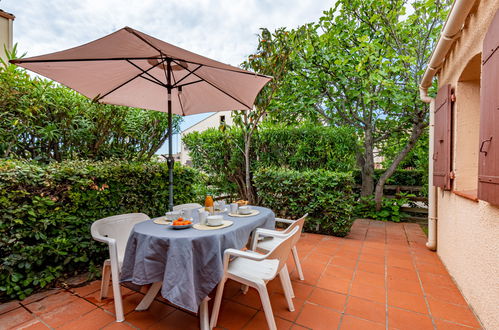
238 206 252 215
165 210 182 221
207 215 223 226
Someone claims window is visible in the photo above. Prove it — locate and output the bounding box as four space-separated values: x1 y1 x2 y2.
220 115 225 124
453 53 481 196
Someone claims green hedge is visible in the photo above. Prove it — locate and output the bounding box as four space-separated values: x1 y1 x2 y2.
254 124 357 172
0 160 199 301
254 167 355 237
183 124 358 196
353 169 426 187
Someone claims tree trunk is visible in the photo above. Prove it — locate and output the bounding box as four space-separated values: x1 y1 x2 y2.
244 134 255 203
232 174 247 200
357 127 375 197
374 123 425 210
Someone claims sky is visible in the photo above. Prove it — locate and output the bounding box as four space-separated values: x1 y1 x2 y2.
1 0 330 153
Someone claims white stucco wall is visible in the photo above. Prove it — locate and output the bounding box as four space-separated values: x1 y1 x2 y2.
437 194 499 329
434 1 499 329
180 110 234 165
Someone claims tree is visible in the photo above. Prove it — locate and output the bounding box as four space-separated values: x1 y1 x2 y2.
232 27 293 202
269 0 449 209
0 47 181 162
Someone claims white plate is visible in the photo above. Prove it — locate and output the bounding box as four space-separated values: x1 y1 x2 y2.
153 217 171 225
206 223 224 227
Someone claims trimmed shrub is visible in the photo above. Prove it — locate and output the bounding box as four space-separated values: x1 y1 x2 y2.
183 124 358 197
254 124 357 172
0 159 199 301
253 167 355 237
353 169 426 187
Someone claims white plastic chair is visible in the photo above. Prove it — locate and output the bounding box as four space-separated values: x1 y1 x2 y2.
172 203 203 211
210 227 300 330
90 213 150 322
251 214 308 281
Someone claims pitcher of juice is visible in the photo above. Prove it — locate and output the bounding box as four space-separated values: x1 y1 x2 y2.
205 195 214 214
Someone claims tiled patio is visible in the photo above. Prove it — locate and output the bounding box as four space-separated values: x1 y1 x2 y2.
0 219 481 329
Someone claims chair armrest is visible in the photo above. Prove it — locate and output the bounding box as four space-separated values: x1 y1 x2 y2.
90 224 117 246
224 248 266 261
255 228 290 239
275 217 295 225
249 228 289 250
223 248 265 272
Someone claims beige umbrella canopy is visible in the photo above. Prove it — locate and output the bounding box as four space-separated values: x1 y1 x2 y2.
11 26 271 210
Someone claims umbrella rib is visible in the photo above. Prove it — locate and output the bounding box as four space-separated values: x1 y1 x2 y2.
171 59 253 109
176 79 203 88
126 59 166 86
170 68 186 116
171 64 202 88
139 75 166 88
96 58 167 101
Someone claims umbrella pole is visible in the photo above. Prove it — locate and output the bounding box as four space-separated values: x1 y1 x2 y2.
166 58 174 211
167 87 174 211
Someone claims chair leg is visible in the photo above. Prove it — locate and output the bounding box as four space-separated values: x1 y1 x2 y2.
282 264 295 299
135 282 162 311
279 266 295 312
110 262 124 322
292 246 305 281
100 260 111 300
209 277 227 329
256 283 277 330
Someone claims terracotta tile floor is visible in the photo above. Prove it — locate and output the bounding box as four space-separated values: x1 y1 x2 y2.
0 219 482 329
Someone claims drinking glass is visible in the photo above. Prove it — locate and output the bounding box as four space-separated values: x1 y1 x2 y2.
182 208 193 220
198 209 208 225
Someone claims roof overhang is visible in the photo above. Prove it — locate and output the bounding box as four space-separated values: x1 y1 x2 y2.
419 0 477 103
0 10 15 20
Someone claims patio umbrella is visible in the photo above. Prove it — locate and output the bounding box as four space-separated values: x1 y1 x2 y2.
10 27 271 210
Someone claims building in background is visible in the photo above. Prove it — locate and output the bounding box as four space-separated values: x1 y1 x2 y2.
0 9 14 63
179 110 234 165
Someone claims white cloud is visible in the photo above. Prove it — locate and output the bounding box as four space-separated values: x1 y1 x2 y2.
1 0 331 154
2 0 329 66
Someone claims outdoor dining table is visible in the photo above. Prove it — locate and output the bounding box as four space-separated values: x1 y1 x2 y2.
120 205 275 329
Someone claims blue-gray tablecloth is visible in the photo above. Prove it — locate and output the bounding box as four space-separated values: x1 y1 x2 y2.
120 206 275 313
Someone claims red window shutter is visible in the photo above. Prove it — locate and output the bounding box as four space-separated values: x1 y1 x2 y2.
433 84 452 190
478 10 499 205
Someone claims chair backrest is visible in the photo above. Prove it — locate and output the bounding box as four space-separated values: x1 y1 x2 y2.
266 226 300 272
91 213 150 262
284 213 308 245
173 203 203 211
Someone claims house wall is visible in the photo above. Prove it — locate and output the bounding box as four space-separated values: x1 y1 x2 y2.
180 110 234 165
0 13 14 63
435 1 499 328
